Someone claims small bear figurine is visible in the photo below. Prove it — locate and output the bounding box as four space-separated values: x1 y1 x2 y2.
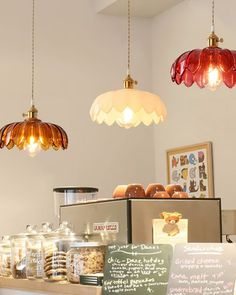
160 212 182 237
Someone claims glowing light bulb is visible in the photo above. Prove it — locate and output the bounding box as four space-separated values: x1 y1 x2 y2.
24 136 41 157
117 107 134 128
207 66 222 91
122 107 134 124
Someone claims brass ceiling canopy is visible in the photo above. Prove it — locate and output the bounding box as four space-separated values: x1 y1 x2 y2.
0 0 68 156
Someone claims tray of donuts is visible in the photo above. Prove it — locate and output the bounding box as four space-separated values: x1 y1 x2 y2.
112 183 189 199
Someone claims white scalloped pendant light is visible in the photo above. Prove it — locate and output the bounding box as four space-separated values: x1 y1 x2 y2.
90 81 167 129
90 0 167 129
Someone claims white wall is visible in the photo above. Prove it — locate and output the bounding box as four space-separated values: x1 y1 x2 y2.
1 0 233 237
152 0 236 209
0 0 155 235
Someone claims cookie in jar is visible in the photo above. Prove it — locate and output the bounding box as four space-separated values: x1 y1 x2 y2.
66 242 106 284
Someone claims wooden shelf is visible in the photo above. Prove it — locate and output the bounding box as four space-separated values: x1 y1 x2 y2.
0 277 102 295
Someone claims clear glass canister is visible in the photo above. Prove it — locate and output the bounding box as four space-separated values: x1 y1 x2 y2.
53 187 99 219
26 233 44 280
10 234 28 279
0 236 11 277
43 222 83 282
66 242 106 284
26 222 53 280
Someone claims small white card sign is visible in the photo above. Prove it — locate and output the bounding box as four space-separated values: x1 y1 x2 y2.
167 243 236 295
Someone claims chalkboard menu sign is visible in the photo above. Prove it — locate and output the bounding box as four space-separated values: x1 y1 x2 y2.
103 244 173 295
167 243 236 295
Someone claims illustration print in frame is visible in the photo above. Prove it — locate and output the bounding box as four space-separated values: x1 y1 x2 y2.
166 142 214 198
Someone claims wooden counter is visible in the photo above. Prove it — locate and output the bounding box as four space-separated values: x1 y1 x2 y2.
0 277 102 295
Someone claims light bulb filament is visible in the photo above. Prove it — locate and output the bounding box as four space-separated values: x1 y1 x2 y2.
123 107 133 124
24 136 41 157
117 107 134 129
207 66 222 91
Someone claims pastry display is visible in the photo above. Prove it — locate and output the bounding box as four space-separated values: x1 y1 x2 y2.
152 191 171 199
172 191 189 199
113 184 145 199
112 185 127 199
145 184 165 198
113 183 187 199
67 244 105 284
165 184 183 197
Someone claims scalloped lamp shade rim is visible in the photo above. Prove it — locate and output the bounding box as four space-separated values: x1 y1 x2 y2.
90 88 167 129
0 118 68 151
171 47 236 88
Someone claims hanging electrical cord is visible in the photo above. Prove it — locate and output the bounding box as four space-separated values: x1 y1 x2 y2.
127 0 131 75
31 0 35 107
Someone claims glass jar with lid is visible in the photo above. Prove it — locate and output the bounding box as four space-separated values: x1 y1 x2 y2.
66 242 106 284
26 232 43 280
10 225 37 279
0 236 11 277
43 221 83 282
26 222 53 280
10 234 28 279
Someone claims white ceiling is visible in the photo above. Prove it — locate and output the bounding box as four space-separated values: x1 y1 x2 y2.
94 0 185 18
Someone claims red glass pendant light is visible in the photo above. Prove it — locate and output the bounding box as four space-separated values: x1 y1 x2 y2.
171 0 236 91
0 0 68 156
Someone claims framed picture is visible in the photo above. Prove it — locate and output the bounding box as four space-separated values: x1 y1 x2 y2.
166 142 214 198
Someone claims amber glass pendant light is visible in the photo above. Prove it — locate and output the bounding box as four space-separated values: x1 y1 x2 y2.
90 0 167 129
171 0 236 91
0 0 68 157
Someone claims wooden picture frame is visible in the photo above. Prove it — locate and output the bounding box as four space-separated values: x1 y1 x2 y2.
166 142 214 198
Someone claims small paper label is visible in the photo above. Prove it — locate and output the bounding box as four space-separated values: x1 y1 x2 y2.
93 222 119 233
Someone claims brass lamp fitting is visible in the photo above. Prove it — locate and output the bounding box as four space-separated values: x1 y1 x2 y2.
208 32 223 47
23 105 38 119
123 74 138 89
